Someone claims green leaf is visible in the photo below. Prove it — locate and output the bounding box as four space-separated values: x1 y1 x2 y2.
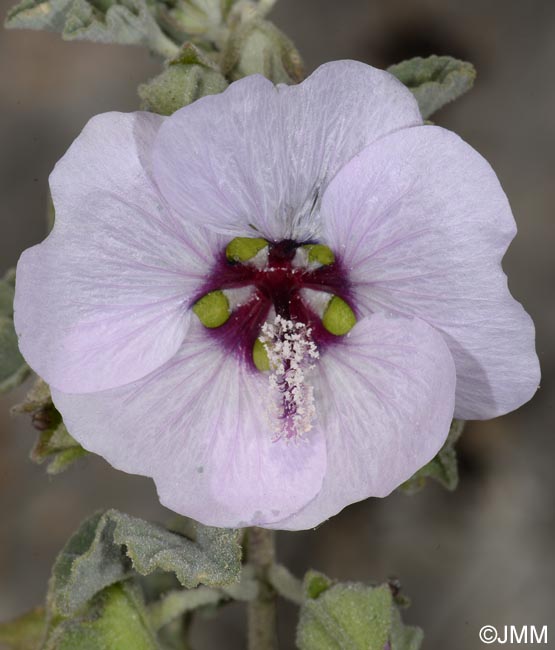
48 510 241 617
0 270 30 393
43 583 160 650
111 511 242 588
400 419 465 495
221 17 304 83
5 0 179 58
48 512 133 617
297 575 423 650
297 579 392 650
139 45 228 114
0 607 46 650
388 55 476 119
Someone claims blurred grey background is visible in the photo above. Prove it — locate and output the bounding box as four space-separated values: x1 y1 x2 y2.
1 1 554 648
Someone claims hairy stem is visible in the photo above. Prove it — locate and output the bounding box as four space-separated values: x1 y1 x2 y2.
247 527 278 650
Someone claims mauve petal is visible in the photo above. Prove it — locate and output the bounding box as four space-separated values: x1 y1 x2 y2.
320 125 540 420
272 313 456 530
51 320 327 528
152 60 421 242
15 112 223 393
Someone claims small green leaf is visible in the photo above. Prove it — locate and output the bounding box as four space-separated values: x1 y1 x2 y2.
388 55 476 119
43 583 160 650
0 607 46 650
400 419 465 495
5 0 179 58
304 570 332 600
297 579 392 650
48 510 241 617
221 17 304 84
139 62 228 115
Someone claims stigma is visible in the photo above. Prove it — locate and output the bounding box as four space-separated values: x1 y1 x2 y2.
259 316 319 442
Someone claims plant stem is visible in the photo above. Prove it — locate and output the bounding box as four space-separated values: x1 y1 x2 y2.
247 527 278 650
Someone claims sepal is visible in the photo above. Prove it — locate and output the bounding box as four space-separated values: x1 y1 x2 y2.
12 378 87 475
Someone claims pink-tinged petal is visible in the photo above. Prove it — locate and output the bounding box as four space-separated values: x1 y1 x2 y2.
152 60 421 242
272 313 456 530
15 112 224 394
320 125 540 420
51 321 327 528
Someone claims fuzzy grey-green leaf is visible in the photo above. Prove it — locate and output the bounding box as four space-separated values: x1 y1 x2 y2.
111 511 242 588
5 0 178 57
388 55 476 119
48 512 132 617
139 63 228 115
297 580 392 650
48 510 241 617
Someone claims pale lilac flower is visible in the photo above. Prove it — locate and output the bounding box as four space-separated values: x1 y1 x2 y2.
14 61 539 529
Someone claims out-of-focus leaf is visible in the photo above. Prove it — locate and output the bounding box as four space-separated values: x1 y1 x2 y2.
400 419 465 495
0 607 46 650
12 378 87 474
388 55 476 119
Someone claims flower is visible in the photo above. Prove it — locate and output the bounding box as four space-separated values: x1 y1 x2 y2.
14 61 539 530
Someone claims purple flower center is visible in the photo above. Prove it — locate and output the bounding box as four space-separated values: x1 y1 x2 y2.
194 239 354 370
